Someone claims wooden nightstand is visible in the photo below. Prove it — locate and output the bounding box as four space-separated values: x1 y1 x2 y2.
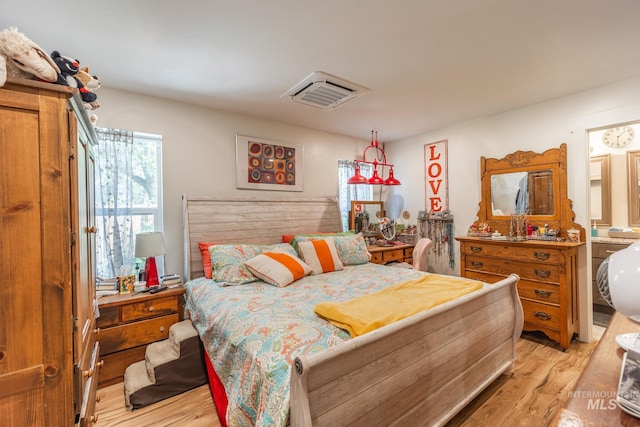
96 286 186 388
368 244 415 265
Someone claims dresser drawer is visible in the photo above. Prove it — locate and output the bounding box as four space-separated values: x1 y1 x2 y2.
591 242 630 259
518 279 560 305
100 314 178 354
522 299 560 331
370 252 383 264
121 295 180 322
382 248 404 263
465 255 561 283
462 242 563 264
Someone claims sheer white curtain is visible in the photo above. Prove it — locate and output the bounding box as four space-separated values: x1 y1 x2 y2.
95 127 135 278
337 160 373 231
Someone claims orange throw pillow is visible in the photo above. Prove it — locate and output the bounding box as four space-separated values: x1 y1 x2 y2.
198 242 216 279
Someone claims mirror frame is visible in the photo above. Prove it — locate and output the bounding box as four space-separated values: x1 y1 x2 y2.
590 154 612 227
628 150 640 227
476 143 584 240
349 201 384 231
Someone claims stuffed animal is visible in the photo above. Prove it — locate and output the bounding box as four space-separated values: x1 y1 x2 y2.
50 50 97 104
74 66 100 109
0 27 60 85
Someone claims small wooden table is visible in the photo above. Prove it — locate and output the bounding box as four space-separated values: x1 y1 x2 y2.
367 243 414 265
556 311 640 426
96 286 186 387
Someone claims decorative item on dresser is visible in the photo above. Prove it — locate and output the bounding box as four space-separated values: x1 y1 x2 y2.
97 286 186 388
457 144 585 350
0 78 100 425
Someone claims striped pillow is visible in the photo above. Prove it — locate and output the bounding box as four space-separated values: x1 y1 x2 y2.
244 252 312 287
297 238 344 275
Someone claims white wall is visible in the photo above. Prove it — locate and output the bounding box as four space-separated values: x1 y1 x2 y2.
94 88 367 276
385 73 640 342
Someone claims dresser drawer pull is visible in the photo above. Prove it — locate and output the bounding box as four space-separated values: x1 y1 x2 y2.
534 311 552 321
535 269 551 279
470 246 482 253
534 289 552 298
605 250 617 254
148 306 154 312
471 261 484 268
88 414 98 424
82 367 94 378
160 326 165 332
534 251 550 260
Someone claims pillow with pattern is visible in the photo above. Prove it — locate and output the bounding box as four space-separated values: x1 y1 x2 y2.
209 243 298 286
294 233 371 265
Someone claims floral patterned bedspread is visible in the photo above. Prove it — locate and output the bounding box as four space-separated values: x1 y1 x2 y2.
184 263 429 427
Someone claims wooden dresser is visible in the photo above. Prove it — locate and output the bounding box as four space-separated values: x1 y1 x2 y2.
367 244 414 265
457 236 583 349
97 287 185 388
0 79 100 425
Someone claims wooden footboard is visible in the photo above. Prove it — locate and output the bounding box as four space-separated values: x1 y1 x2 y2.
290 274 523 427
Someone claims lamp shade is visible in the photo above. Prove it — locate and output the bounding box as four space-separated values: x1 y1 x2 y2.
135 232 166 258
597 241 640 322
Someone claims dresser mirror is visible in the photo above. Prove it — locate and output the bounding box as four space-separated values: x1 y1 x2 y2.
628 150 640 226
490 169 554 216
589 154 611 227
476 143 584 240
349 201 384 232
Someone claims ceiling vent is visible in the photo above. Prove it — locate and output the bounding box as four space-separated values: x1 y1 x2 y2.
283 71 369 110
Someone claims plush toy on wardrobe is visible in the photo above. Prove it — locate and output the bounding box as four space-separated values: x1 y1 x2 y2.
74 66 100 109
0 27 60 87
50 50 98 105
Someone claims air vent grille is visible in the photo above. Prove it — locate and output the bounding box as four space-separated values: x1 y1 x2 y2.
284 71 369 110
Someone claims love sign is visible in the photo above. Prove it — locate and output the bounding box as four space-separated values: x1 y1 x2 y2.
424 140 448 212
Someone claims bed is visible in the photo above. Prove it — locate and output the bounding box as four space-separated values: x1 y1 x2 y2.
182 195 523 426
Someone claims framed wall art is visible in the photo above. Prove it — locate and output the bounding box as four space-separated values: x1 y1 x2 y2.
235 134 304 192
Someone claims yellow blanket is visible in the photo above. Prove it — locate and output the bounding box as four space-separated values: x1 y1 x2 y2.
314 275 483 337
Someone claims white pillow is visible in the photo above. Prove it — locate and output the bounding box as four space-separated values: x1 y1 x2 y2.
297 238 344 275
244 252 312 287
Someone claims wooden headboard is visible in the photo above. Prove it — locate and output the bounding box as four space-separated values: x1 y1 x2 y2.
182 195 343 280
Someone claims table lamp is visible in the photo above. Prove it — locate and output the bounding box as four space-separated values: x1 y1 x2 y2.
135 232 166 287
597 241 640 348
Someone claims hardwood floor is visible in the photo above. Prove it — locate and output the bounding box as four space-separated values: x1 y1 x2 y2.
95 329 601 427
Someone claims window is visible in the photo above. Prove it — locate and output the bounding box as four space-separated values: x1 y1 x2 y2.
94 128 163 279
337 160 373 231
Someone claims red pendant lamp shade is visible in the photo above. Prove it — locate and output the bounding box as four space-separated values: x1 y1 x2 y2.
347 131 401 186
347 163 369 184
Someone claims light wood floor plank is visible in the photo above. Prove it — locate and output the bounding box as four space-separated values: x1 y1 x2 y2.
96 329 601 426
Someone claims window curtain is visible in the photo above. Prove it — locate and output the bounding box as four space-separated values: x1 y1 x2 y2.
95 127 135 278
338 160 373 231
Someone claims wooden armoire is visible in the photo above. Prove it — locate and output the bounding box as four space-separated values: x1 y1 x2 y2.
0 79 100 426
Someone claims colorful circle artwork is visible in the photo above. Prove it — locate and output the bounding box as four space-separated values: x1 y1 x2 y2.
247 141 296 186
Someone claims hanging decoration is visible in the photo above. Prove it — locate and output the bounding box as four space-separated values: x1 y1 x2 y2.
424 139 448 212
421 140 454 268
418 210 455 268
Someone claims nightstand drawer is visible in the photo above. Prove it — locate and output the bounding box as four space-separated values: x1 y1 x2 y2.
121 295 180 322
100 314 178 354
382 248 404 263
370 252 383 264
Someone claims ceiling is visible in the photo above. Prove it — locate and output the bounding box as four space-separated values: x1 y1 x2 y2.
3 0 640 141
